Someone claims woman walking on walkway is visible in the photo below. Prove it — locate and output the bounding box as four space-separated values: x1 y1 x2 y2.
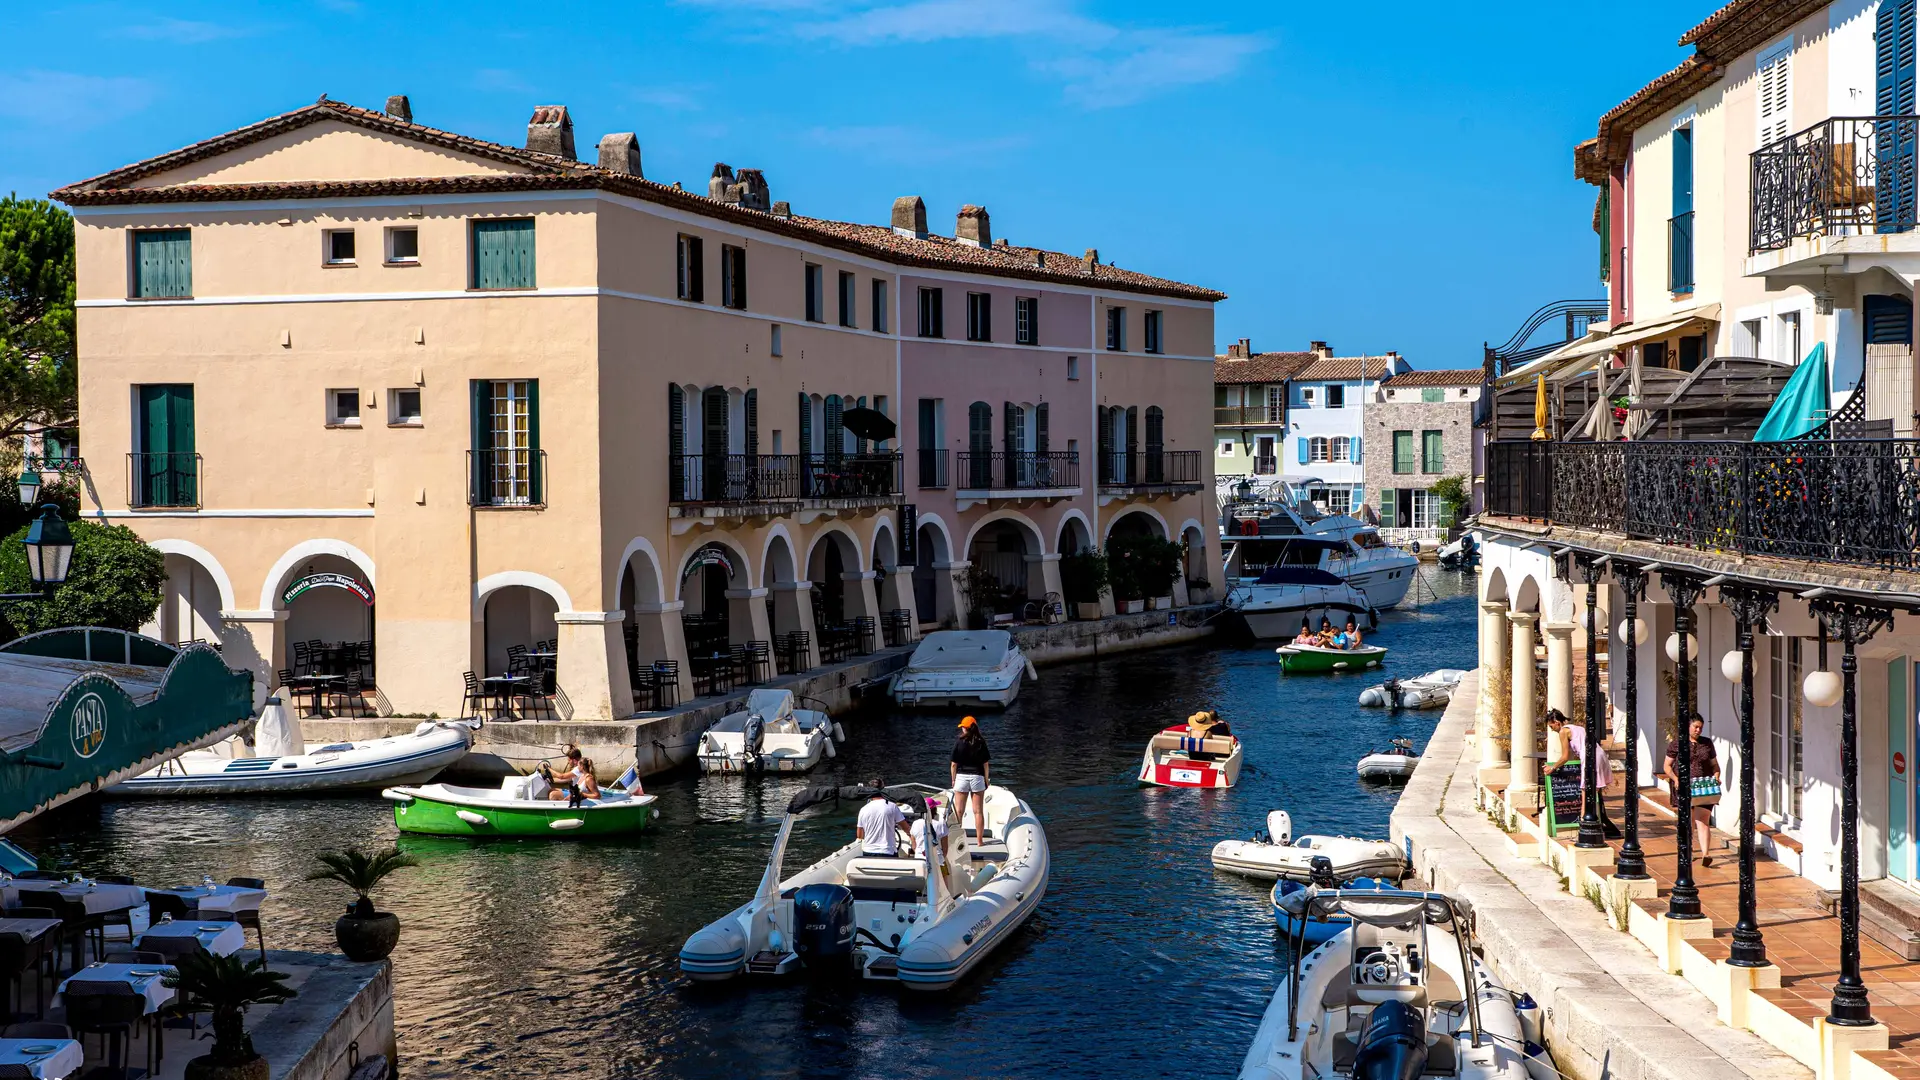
1663 713 1721 867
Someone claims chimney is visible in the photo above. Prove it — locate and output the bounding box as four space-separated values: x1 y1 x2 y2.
385 95 412 122
1033 251 1046 268
527 105 575 160
709 164 736 202
1227 338 1251 359
597 132 641 175
771 200 792 218
994 238 1009 249
955 205 991 247
1082 248 1099 272
891 196 927 238
733 168 770 211
1309 340 1332 358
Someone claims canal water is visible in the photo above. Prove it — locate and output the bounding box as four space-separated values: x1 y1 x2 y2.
19 573 1475 1079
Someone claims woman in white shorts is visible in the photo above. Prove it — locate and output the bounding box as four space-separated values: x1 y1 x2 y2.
949 716 991 843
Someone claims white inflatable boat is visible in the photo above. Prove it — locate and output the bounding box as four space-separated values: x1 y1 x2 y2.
1240 889 1532 1080
1211 811 1409 884
106 698 476 797
890 630 1035 708
679 781 1048 991
1358 669 1466 710
696 689 843 774
1356 739 1420 784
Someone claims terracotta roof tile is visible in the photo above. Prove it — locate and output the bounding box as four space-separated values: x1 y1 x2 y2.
53 99 1225 302
1212 352 1315 384
1381 368 1485 388
1296 356 1399 382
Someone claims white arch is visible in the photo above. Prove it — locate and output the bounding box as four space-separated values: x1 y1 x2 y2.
259 539 377 611
673 536 756 602
913 512 955 564
1177 516 1205 541
474 570 574 621
148 539 237 613
805 521 867 573
614 536 668 608
1055 509 1094 554
1103 506 1170 542
962 509 1048 557
1513 574 1543 614
1483 566 1510 604
868 515 899 571
759 523 798 583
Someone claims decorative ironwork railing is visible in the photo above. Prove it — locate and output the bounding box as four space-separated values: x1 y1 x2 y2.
667 452 902 504
127 452 200 509
1486 439 1920 570
1099 450 1203 487
1213 405 1286 426
954 451 1080 491
917 448 949 489
467 448 547 507
1751 116 1920 253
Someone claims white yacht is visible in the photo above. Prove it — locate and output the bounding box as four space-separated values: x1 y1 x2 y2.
696 689 842 774
1222 481 1419 640
890 630 1034 708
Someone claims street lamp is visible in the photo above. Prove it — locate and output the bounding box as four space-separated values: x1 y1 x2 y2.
16 467 41 506
2 505 75 600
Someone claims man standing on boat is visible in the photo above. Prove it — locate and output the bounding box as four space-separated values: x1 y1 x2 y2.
856 779 911 856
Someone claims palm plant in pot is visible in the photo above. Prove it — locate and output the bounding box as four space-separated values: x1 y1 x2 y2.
308 846 417 961
162 950 296 1080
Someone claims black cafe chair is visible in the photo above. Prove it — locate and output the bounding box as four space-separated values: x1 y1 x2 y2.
64 980 155 1077
650 661 680 709
226 878 268 964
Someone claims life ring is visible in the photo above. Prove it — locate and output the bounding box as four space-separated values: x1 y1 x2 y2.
1238 518 1260 536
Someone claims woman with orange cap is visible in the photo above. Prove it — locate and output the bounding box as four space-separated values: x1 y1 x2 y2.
950 716 992 844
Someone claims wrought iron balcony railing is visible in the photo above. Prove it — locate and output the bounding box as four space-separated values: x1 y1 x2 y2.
127 452 200 509
917 448 949 490
1213 405 1286 427
1487 439 1920 571
668 452 902 504
1751 115 1919 253
954 450 1079 491
467 448 547 508
1099 450 1203 488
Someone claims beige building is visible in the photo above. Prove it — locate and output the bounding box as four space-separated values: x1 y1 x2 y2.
51 96 1222 720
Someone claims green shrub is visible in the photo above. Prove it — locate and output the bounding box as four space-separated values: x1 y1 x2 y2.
0 517 164 641
1060 549 1110 604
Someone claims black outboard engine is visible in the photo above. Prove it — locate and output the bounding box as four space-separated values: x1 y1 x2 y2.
743 713 767 761
1308 854 1337 889
1353 999 1429 1080
790 883 856 973
1382 677 1404 710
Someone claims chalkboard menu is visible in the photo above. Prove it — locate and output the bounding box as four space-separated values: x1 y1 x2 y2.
1543 761 1584 836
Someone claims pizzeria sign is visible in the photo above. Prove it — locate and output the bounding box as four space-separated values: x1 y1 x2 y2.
283 573 375 607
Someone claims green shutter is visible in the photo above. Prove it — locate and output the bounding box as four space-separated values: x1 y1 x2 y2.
526 379 542 504
137 384 194 506
1392 431 1413 474
471 219 536 289
134 230 192 298
1380 489 1397 526
1422 431 1443 473
1421 387 1444 403
471 381 494 504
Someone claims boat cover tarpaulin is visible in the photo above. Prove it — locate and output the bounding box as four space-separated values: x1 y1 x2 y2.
905 631 1014 673
1754 341 1830 442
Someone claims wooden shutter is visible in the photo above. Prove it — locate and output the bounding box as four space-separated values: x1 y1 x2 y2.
1296 437 1309 465
1423 430 1443 473
1758 44 1792 148
1380 489 1396 527
134 230 192 298
1350 436 1363 464
969 402 993 487
825 395 844 464
745 389 759 457
1035 402 1049 453
526 379 542 505
1097 406 1114 482
1880 0 1918 230
799 393 813 491
689 238 704 301
471 381 494 504
669 384 685 501
855 396 868 454
1392 431 1413 473
472 219 536 289
1867 294 1916 344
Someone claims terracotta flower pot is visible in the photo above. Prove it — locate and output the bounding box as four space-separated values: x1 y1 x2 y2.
185 1054 269 1080
334 911 401 962
1073 602 1103 621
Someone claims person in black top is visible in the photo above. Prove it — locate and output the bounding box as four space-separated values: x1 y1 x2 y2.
950 716 992 844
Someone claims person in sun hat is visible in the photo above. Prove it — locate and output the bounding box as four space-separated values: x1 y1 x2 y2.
950 717 992 844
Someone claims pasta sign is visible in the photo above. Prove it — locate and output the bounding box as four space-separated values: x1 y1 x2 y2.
283 573 375 607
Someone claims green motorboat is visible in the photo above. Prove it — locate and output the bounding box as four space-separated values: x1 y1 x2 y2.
1275 643 1388 674
383 780 657 838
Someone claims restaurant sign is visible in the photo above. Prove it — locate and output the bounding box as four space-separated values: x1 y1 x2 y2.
283 573 375 607
681 545 738 581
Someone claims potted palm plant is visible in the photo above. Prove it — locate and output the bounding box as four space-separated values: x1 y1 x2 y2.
162 950 296 1080
308 846 417 962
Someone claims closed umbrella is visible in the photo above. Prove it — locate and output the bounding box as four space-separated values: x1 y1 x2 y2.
840 407 897 442
1530 374 1550 441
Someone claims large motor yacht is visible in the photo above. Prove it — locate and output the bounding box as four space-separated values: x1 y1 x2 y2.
1221 480 1419 640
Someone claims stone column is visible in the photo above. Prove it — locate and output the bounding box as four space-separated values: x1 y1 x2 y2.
725 587 773 646
1025 553 1063 600
879 567 920 639
770 580 820 669
1480 601 1510 774
1509 611 1541 804
1545 621 1576 719
841 571 882 622
930 560 968 627
554 611 626 720
630 601 694 706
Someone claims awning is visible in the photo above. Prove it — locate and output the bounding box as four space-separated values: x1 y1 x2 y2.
1495 303 1722 389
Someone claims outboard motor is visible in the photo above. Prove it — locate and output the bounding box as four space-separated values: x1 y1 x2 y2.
1265 810 1293 847
1353 999 1429 1080
790 883 856 974
743 712 767 759
1308 854 1337 889
1381 677 1404 710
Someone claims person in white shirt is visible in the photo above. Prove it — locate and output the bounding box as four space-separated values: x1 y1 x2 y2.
910 800 949 858
854 779 909 857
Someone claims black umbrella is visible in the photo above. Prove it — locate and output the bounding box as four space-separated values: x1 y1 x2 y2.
840 407 896 441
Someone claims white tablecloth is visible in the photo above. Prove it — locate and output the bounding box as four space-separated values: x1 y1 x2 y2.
1 880 144 914
57 963 176 1015
0 1037 84 1079
146 883 266 916
139 919 246 957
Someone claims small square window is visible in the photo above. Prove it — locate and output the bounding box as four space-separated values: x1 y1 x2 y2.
771 323 784 357
325 229 356 265
1218 439 1235 456
1067 355 1080 381
389 388 423 426
387 227 419 264
327 389 362 427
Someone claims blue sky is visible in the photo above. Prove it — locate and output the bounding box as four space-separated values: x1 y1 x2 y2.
0 0 1718 366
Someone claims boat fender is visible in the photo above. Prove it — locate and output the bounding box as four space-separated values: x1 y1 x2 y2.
1514 992 1542 1044
833 722 846 742
824 739 837 759
1025 659 1039 681
380 790 415 804
550 819 586 830
455 810 489 826
1522 1043 1555 1080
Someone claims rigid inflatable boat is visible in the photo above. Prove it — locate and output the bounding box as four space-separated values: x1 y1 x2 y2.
1357 670 1466 710
1211 812 1408 884
1239 889 1530 1080
890 630 1035 707
679 781 1048 991
1357 739 1420 784
696 690 843 774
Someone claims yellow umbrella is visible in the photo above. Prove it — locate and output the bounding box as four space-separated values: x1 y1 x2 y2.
1530 373 1550 441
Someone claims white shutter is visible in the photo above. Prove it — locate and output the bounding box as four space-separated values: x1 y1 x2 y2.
1758 43 1792 148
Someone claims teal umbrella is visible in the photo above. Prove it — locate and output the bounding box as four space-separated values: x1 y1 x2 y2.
1753 341 1830 442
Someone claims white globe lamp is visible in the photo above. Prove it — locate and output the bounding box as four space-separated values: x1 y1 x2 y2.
1720 650 1745 684
1664 631 1697 664
1804 670 1843 709
1616 616 1648 644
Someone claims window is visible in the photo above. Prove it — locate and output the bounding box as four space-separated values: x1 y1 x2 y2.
1410 490 1441 530
1309 436 1331 463
918 287 944 338
805 263 825 322
471 379 539 506
1301 387 1315 406
1757 39 1792 148
770 324 783 357
386 227 419 265
839 271 857 328
1778 311 1802 364
1421 430 1444 473
967 292 992 342
324 229 356 265
1737 318 1763 356
1266 386 1285 422
1326 384 1345 409
131 229 192 298
1218 439 1235 456
1254 436 1277 474
872 279 889 333
1326 488 1353 515
1392 430 1414 474
470 218 535 289
1421 387 1445 403
1106 307 1126 350
1767 635 1803 825
1330 436 1350 462
676 235 704 301
722 244 747 309
1669 126 1694 294
1144 309 1163 354
1067 355 1080 381
1016 296 1039 345
326 389 362 427
389 388 423 426
134 384 196 507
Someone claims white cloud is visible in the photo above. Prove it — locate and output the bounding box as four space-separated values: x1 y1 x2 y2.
1042 30 1269 109
804 124 1031 163
0 70 154 127
115 17 255 44
792 0 1113 46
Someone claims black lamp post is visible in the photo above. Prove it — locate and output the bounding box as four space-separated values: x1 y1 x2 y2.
1614 562 1650 880
1576 555 1607 849
1662 571 1706 920
1719 582 1777 969
1 505 75 602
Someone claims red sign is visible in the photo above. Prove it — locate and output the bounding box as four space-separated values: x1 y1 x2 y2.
1897 752 1907 776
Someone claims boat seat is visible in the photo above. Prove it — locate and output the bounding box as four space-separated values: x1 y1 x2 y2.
1152 733 1236 757
845 857 924 890
1322 978 1428 1010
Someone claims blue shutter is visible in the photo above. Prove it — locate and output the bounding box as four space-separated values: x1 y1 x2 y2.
472 219 536 288
1670 127 1694 291
1671 129 1693 215
1297 437 1309 465
1879 0 1918 233
1350 436 1363 464
1867 294 1916 344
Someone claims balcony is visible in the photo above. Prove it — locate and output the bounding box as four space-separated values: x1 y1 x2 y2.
1486 439 1920 572
917 448 949 490
954 451 1080 504
1214 405 1286 427
127 452 200 509
1750 116 1918 260
467 448 548 508
1099 450 1205 496
668 452 902 513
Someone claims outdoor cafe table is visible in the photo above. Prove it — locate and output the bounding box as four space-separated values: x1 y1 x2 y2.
145 882 266 917
0 1038 83 1079
1 880 144 915
0 919 62 1019
482 674 529 716
138 919 245 957
56 962 177 1015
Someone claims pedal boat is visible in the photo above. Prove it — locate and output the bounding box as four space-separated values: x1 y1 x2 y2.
1138 725 1243 789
